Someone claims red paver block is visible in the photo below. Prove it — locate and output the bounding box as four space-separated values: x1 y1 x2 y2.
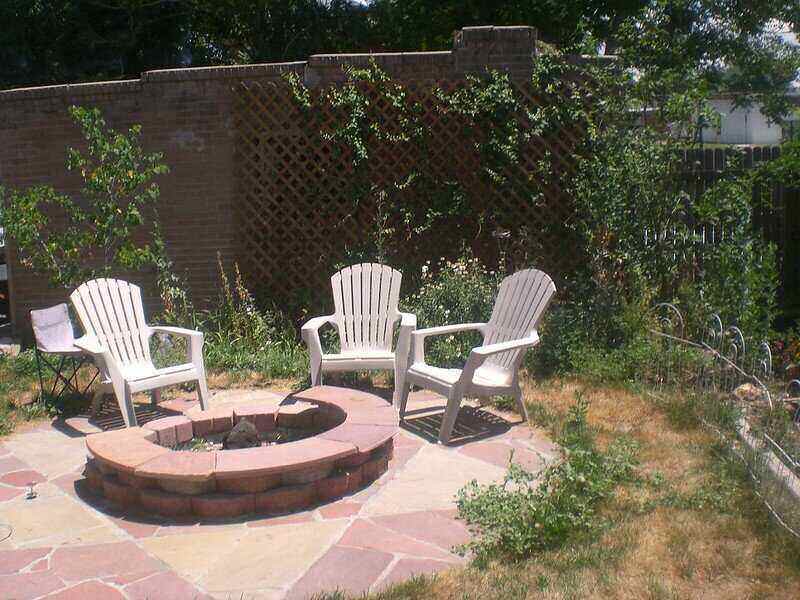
187 406 233 437
126 571 214 600
102 476 140 506
343 406 399 427
361 453 389 483
276 402 319 428
215 438 356 478
117 470 158 490
319 423 397 453
371 510 472 552
282 463 333 485
0 469 46 487
0 455 28 474
0 486 24 502
144 415 194 446
318 501 362 519
107 515 161 539
87 431 168 474
292 386 389 409
135 450 215 482
459 441 545 473
216 473 282 494
287 545 392 599
0 571 63 600
50 540 164 581
317 470 361 502
87 427 157 445
48 580 126 599
0 547 51 575
83 460 104 492
339 519 458 561
255 483 315 514
233 404 277 431
140 488 192 516
192 493 255 518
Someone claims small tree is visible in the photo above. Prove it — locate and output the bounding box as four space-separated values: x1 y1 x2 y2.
0 106 168 289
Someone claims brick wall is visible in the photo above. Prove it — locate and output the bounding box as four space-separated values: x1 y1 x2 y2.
0 26 539 339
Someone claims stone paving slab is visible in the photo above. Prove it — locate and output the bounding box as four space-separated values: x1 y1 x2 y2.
0 386 556 599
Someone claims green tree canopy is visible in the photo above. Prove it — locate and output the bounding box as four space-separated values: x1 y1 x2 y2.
2 1 798 119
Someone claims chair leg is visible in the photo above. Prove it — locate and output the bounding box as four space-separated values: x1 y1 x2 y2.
310 355 323 387
397 381 412 419
90 383 110 418
113 381 137 428
392 362 407 407
34 348 45 402
150 388 162 406
196 377 210 411
439 387 464 445
513 386 529 425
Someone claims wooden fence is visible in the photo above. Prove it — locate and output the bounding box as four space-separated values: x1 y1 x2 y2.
679 146 800 319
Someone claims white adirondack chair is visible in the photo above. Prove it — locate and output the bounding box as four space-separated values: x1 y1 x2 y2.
301 264 416 404
398 268 556 444
70 278 210 427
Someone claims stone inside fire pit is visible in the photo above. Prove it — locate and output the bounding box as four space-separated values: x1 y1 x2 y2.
83 386 399 519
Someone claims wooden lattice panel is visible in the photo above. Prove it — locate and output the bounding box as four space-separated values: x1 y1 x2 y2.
233 77 584 311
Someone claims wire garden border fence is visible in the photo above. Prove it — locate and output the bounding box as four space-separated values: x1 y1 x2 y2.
645 303 800 540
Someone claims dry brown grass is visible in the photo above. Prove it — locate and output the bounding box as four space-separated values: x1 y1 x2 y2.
352 377 800 600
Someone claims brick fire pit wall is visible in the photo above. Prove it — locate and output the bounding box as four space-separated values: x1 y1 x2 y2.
83 386 398 518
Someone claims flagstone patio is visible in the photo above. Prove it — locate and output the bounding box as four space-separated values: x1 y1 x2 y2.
0 387 558 600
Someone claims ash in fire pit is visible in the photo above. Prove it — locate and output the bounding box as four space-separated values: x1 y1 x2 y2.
175 421 325 452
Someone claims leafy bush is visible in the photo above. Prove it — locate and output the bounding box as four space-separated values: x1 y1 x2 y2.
402 254 501 367
1 106 166 289
457 395 638 562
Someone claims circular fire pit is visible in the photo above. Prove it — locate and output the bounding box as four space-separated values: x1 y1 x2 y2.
83 386 397 518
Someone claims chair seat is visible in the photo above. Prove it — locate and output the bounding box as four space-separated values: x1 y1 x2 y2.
121 362 196 382
408 363 514 388
322 349 395 362
37 344 86 356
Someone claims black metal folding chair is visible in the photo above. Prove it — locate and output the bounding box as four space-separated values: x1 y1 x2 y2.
30 304 98 404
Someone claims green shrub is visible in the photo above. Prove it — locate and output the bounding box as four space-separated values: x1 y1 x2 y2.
456 394 638 563
402 254 501 367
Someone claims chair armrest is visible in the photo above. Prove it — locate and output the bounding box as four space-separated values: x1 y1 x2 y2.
395 312 417 372
150 325 203 339
149 326 205 366
399 312 417 330
458 332 540 387
301 315 336 359
471 331 540 357
410 323 486 365
74 335 106 356
74 335 119 382
301 315 336 334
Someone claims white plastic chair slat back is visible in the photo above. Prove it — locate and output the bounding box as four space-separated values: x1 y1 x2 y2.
95 279 133 365
368 266 382 348
331 264 401 353
352 264 364 349
105 282 136 363
484 269 556 369
70 278 152 368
